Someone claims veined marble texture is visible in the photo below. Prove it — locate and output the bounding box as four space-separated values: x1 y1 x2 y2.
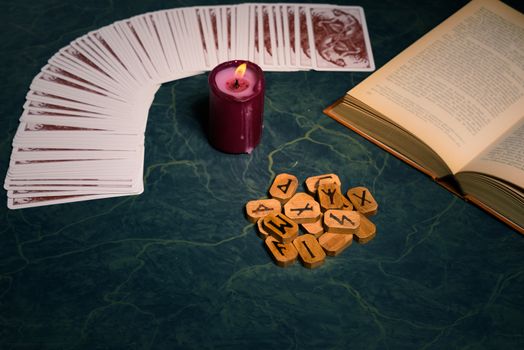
0 0 523 349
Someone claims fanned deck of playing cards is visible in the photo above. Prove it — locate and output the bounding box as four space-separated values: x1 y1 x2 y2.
4 4 374 209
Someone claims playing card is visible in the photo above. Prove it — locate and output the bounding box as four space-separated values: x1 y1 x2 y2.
7 192 135 209
194 7 210 68
22 100 128 122
13 132 144 151
5 144 145 207
6 183 136 193
280 5 291 68
165 9 201 72
183 7 208 70
298 5 314 69
255 4 287 71
262 4 277 68
306 5 375 71
247 4 257 63
235 4 250 60
5 144 142 180
10 148 137 162
57 36 145 92
7 189 122 198
87 36 154 90
30 72 135 113
4 176 136 191
91 27 146 84
20 109 140 133
26 90 152 134
144 11 202 80
26 90 137 120
220 7 231 62
6 121 142 203
207 6 227 63
41 64 127 103
150 13 185 74
118 19 165 83
8 158 139 175
49 51 133 100
254 5 264 66
175 8 204 70
287 5 301 68
82 30 145 88
150 10 183 76
130 14 170 79
227 6 236 61
272 5 286 67
200 7 219 65
24 99 110 119
98 24 154 84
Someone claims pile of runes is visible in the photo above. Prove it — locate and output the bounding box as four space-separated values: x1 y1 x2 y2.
245 173 378 268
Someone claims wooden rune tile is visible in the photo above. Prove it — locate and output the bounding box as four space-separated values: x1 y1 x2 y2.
262 213 299 244
268 173 299 203
256 218 271 239
341 194 355 211
304 173 341 194
317 180 344 211
283 192 321 224
318 232 353 256
347 186 378 216
247 172 380 268
354 213 377 244
265 236 298 267
293 234 326 269
301 214 324 238
323 209 360 234
245 198 282 223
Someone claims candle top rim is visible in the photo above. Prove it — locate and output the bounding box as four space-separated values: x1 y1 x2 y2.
209 60 264 101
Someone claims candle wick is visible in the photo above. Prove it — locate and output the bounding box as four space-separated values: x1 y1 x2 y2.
234 79 239 89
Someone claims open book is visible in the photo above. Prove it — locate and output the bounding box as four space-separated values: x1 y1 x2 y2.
324 0 524 233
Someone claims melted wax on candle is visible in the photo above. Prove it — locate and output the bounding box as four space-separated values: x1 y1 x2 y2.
226 78 249 92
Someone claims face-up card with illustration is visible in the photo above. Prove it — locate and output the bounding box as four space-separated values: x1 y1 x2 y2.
306 5 375 71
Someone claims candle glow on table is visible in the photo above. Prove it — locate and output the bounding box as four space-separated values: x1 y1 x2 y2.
208 60 265 154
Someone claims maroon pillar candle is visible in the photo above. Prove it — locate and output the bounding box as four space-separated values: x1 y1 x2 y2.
208 60 265 154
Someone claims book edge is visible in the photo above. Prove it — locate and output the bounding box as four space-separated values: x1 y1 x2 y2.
324 99 524 235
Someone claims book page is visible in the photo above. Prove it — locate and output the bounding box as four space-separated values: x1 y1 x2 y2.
349 0 524 174
461 119 524 188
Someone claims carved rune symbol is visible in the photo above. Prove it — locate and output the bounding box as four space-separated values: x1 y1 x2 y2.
352 190 371 206
301 241 315 258
330 212 355 225
272 240 287 255
267 215 294 234
277 179 292 194
315 176 333 190
290 203 313 215
321 188 337 204
252 203 274 213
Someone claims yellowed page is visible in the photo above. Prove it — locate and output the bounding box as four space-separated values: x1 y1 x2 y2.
349 0 524 174
461 119 524 188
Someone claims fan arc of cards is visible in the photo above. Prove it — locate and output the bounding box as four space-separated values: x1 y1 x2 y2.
4 4 374 209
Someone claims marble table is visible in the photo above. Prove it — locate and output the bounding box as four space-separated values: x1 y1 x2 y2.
1 0 523 348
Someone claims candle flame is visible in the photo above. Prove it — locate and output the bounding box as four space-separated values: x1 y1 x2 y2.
235 63 247 78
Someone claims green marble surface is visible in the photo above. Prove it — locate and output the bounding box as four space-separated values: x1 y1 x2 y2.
1 0 523 349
